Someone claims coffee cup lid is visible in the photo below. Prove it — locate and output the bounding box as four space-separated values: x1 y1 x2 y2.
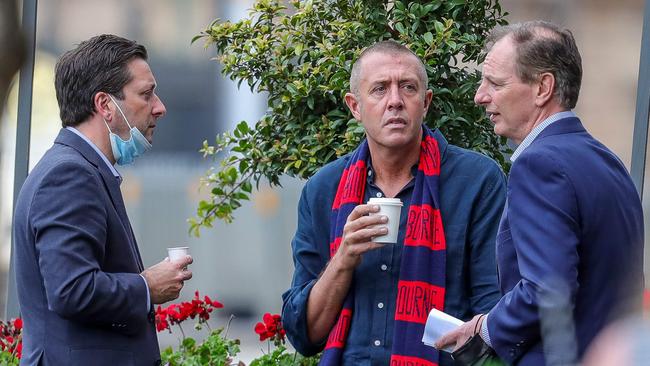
368 197 403 206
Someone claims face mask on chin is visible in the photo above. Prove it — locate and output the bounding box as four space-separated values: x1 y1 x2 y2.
102 94 152 165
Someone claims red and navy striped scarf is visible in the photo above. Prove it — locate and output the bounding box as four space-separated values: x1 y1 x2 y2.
320 126 447 366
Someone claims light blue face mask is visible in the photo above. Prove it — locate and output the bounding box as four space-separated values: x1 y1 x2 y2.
103 94 152 165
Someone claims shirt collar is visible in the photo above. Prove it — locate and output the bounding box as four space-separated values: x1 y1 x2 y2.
65 126 122 183
510 110 576 162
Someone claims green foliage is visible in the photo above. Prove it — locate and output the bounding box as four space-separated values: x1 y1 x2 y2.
249 345 320 366
0 352 19 366
161 328 241 366
190 0 510 234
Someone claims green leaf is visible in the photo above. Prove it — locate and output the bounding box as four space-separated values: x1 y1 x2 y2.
434 20 444 34
423 32 434 46
395 22 406 35
295 42 304 56
286 83 298 95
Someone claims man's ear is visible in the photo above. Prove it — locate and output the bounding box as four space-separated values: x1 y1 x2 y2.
423 89 433 113
93 92 112 121
535 72 555 107
344 92 362 120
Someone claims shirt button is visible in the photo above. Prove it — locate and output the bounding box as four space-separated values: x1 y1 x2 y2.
374 340 381 346
380 264 388 271
376 192 383 198
368 169 373 176
377 302 384 309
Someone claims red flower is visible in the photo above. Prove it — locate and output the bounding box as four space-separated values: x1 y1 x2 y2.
204 295 223 309
15 341 22 359
153 292 223 333
12 318 22 331
254 313 285 342
155 305 170 332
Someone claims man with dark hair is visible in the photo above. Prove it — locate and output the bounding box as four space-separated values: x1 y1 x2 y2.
13 34 192 366
436 21 644 365
282 40 506 366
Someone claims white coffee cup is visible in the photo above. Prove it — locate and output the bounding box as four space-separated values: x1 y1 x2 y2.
368 197 403 243
167 246 190 263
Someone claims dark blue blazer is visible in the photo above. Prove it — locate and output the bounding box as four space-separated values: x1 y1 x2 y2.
13 129 161 366
488 117 644 365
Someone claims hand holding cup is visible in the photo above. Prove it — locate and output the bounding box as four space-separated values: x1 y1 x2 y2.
367 197 403 243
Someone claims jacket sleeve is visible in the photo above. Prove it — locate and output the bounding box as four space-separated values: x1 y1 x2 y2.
467 163 506 314
31 161 148 335
282 181 328 356
488 151 580 364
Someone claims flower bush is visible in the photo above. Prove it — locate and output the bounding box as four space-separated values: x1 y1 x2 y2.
250 313 319 366
0 318 22 365
157 291 241 366
157 293 319 365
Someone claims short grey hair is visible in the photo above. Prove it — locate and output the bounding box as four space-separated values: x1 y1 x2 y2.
349 40 428 96
486 20 582 109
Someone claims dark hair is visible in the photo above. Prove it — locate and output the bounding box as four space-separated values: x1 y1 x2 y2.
349 40 428 96
486 21 582 109
54 34 147 127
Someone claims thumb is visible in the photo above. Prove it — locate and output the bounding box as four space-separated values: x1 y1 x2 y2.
434 330 456 349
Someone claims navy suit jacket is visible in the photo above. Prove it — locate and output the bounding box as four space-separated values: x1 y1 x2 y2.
13 129 161 366
488 117 644 365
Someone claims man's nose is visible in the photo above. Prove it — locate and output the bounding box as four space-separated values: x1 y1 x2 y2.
153 94 166 118
474 82 490 106
387 86 404 110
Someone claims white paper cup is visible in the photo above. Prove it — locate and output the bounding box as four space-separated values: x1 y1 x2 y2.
167 246 190 263
368 197 403 243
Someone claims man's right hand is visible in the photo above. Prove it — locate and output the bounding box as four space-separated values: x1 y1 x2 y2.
141 256 193 304
306 203 388 343
331 203 388 271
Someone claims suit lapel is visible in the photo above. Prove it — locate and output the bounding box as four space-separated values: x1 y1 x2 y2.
97 167 145 272
55 129 145 272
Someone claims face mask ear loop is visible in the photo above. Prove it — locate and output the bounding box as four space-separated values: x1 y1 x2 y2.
102 117 113 133
108 94 134 130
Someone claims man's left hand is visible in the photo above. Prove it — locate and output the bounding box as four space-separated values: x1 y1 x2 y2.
434 313 485 351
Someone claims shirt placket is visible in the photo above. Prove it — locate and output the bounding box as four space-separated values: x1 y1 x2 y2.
367 182 391 364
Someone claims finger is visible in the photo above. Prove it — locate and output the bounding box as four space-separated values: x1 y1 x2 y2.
344 226 388 246
346 204 381 223
183 270 193 281
344 214 388 235
343 215 388 240
173 256 193 269
434 330 458 349
346 241 386 256
179 255 193 266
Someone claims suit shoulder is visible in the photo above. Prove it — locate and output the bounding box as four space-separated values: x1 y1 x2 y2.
27 146 99 187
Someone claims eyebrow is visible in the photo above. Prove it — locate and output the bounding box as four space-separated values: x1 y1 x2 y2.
369 76 420 85
141 82 157 92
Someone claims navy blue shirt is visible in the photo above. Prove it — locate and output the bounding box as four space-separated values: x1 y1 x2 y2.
282 133 506 366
